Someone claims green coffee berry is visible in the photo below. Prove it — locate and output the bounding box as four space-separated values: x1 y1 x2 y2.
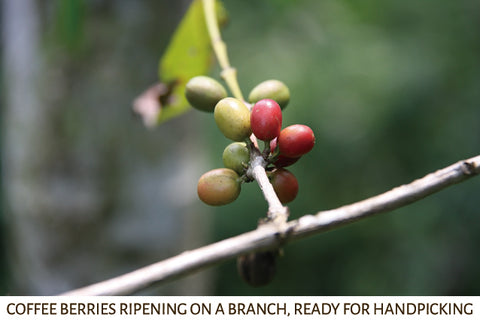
185 76 227 112
214 97 252 141
197 168 241 206
223 142 250 175
248 79 290 110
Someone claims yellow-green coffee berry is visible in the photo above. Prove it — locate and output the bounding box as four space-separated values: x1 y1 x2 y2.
248 79 290 110
185 76 227 112
214 97 252 141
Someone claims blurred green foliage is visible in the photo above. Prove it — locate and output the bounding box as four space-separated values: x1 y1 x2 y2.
202 0 480 295
51 0 86 52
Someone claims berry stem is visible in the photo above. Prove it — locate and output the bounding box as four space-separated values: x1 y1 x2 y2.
247 148 289 224
262 140 271 159
202 0 244 101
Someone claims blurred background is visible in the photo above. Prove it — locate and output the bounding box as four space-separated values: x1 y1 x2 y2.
1 0 479 296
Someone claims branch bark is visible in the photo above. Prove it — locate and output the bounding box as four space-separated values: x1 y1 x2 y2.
61 155 480 296
247 148 289 225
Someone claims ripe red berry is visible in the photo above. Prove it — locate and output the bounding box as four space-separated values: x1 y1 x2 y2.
250 99 282 141
269 138 300 167
278 124 315 158
270 168 299 204
274 154 300 168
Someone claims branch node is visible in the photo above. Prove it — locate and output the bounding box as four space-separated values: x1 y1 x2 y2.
257 215 293 250
461 161 477 176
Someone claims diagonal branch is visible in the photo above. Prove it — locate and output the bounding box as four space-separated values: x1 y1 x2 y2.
61 155 480 296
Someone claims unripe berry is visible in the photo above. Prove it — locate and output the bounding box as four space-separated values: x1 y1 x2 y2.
270 168 299 204
197 168 241 206
278 124 315 158
185 76 227 112
223 142 250 175
248 79 290 110
214 97 252 141
250 99 282 141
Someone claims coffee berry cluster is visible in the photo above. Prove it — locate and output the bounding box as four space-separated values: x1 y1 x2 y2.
185 76 315 207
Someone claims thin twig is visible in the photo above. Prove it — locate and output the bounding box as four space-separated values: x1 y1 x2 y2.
61 155 480 296
202 0 243 101
247 147 289 224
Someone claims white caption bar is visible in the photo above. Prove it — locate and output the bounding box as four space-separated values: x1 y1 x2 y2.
0 296 477 321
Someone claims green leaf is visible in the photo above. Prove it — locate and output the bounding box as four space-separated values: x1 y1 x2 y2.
133 0 226 126
156 0 220 124
160 0 211 82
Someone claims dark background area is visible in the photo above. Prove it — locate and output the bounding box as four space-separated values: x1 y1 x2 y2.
1 0 479 295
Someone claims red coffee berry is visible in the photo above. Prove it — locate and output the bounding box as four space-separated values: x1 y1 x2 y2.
278 124 315 158
250 99 282 141
274 154 301 168
269 138 300 168
270 168 299 204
